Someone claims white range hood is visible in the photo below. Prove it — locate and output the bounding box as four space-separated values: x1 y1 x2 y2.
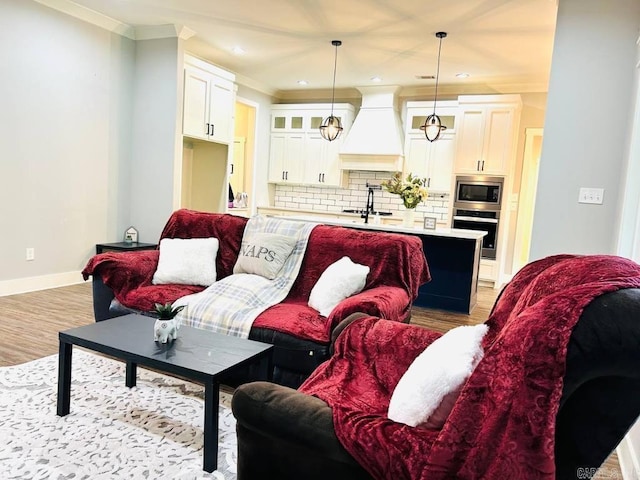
339 85 404 172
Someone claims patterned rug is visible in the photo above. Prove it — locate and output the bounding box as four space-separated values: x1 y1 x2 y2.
0 350 237 479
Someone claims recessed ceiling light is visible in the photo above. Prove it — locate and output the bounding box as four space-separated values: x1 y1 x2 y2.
456 73 470 78
297 80 308 86
371 76 382 83
232 46 246 55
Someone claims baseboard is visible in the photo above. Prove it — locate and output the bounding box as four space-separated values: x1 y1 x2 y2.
0 271 85 297
617 434 640 480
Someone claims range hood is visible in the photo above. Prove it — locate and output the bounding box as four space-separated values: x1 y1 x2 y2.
339 85 404 172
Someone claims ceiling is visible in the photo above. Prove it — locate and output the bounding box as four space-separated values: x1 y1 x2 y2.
67 0 558 96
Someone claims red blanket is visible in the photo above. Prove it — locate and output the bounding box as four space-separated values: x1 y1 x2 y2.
82 209 430 343
299 255 640 479
82 210 248 312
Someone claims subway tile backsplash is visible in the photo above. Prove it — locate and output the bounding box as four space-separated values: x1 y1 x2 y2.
274 170 451 223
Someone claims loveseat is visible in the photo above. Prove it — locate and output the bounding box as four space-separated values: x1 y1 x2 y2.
82 209 430 387
232 254 640 479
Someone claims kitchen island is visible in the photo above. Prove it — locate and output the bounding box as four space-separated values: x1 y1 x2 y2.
266 213 487 314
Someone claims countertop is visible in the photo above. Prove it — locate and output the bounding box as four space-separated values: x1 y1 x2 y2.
268 214 487 240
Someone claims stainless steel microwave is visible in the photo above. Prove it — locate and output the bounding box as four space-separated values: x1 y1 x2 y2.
453 175 504 211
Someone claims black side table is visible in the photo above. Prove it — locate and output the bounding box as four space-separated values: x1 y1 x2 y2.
95 242 157 254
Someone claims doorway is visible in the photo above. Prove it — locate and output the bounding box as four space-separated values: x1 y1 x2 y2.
229 98 257 215
512 128 543 274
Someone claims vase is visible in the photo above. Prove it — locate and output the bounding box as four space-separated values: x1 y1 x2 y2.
402 208 416 228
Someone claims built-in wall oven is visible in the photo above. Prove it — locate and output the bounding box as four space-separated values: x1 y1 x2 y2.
452 175 504 260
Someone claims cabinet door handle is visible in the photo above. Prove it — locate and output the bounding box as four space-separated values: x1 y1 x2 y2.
206 123 210 135
427 177 431 188
282 171 285 180
477 160 481 171
481 160 485 171
210 124 214 136
318 173 322 182
285 171 288 180
230 163 234 174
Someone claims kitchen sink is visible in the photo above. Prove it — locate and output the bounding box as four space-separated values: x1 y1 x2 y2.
342 209 392 216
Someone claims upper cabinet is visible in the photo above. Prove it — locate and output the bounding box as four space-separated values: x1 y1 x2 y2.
454 95 522 176
268 104 354 187
183 55 237 145
404 101 458 193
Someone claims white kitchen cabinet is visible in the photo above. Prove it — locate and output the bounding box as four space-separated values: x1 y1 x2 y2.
183 55 236 145
304 132 347 186
269 104 354 186
404 133 456 192
479 259 498 282
268 133 305 183
404 101 458 192
454 95 521 175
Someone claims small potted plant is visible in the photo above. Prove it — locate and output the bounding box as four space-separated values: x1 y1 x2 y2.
153 302 185 343
154 302 185 320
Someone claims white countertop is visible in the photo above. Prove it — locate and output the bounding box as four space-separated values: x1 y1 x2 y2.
268 214 487 241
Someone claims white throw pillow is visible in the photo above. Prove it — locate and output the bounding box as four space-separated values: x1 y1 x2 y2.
388 323 489 429
308 256 370 317
233 232 297 280
152 237 219 287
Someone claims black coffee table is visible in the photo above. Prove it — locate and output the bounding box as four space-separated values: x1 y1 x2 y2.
56 314 273 472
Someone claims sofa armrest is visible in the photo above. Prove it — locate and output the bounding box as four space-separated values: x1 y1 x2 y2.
82 249 159 288
232 381 369 480
330 312 370 354
327 286 411 335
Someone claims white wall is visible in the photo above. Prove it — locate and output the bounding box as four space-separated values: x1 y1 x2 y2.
530 0 640 259
617 38 640 260
0 0 134 293
128 37 184 243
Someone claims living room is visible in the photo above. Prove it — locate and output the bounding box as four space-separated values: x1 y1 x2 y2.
1 0 640 478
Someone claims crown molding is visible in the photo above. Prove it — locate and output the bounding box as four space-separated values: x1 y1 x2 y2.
234 73 278 98
400 81 549 98
33 0 197 42
134 24 196 41
274 88 362 102
33 0 135 39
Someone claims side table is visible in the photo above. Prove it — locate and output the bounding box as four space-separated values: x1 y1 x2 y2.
95 242 158 254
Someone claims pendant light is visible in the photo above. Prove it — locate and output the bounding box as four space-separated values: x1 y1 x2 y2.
421 32 447 142
320 40 343 142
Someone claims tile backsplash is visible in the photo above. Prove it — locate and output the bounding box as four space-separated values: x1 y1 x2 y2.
274 171 451 223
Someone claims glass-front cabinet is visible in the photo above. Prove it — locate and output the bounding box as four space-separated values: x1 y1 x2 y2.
268 104 354 186
403 100 459 193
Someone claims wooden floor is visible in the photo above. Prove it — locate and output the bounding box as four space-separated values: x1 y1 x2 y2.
0 282 621 476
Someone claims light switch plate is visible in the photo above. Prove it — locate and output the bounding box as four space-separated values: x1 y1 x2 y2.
578 187 604 204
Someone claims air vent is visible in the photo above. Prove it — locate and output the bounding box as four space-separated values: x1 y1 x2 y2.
415 75 436 80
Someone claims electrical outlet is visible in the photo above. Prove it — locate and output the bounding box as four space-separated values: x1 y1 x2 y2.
26 248 35 261
578 187 604 205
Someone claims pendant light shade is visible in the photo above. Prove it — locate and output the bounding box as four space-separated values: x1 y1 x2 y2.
320 40 343 142
420 32 447 142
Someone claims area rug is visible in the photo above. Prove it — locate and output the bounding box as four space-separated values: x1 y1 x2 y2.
0 350 237 479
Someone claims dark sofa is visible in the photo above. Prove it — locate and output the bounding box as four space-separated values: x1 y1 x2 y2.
232 255 640 479
82 209 430 387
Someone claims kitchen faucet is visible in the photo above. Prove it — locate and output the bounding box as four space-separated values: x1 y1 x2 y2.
362 183 381 224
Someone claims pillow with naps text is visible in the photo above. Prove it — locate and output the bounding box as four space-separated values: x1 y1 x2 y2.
308 256 370 317
233 232 297 280
152 237 219 287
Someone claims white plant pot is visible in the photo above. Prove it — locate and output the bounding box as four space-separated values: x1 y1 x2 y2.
402 208 416 228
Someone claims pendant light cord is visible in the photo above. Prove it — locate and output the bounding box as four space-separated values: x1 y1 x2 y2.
330 42 339 117
433 33 444 116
